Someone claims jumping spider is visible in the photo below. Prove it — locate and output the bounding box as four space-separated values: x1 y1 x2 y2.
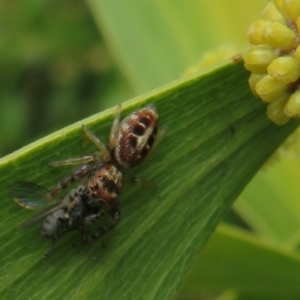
45 104 159 243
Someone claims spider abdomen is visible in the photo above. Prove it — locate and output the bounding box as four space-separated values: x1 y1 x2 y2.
113 106 158 169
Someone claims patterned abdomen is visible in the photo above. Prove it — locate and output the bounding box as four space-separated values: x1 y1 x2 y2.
113 105 158 169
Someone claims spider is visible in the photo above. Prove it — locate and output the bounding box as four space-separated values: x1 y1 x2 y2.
45 104 159 243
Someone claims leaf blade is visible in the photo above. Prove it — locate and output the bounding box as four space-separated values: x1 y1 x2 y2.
0 62 298 299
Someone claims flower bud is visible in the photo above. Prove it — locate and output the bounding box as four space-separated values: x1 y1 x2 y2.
247 20 271 45
244 46 278 74
245 0 300 123
280 0 300 22
248 74 265 94
262 22 297 50
295 44 300 63
297 16 300 32
255 75 287 103
267 93 290 125
284 90 300 117
267 56 300 84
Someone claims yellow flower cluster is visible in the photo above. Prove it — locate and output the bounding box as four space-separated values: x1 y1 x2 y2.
245 0 300 125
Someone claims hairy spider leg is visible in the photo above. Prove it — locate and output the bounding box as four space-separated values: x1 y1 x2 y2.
81 124 111 162
91 206 121 242
76 210 106 245
47 119 115 200
109 104 122 150
49 111 117 168
49 155 96 167
83 210 105 226
47 104 123 201
83 203 121 244
46 164 92 200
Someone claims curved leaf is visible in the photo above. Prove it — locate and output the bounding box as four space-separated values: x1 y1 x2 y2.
0 62 298 299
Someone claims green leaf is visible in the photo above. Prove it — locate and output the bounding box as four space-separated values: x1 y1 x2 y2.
0 62 298 299
181 223 300 300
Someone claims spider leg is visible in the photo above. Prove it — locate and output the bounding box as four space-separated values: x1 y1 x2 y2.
72 210 104 246
109 104 122 150
46 164 92 200
49 155 97 167
81 124 111 162
84 203 121 244
92 204 121 242
83 210 105 226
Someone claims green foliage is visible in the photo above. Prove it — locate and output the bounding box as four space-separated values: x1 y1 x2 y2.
1 61 299 299
0 0 130 156
2 1 300 299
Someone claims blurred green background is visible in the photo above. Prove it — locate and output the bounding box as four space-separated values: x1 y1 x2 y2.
0 0 131 156
0 0 263 157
